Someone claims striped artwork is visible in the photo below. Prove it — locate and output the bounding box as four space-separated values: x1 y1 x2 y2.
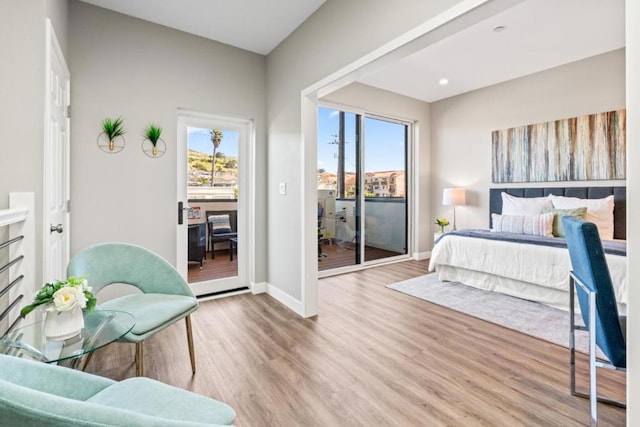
492 109 626 183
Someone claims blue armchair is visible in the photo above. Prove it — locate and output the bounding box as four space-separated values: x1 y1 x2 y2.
562 216 626 425
67 243 199 376
0 353 235 426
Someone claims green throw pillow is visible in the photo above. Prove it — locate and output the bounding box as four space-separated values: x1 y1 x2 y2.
543 207 587 237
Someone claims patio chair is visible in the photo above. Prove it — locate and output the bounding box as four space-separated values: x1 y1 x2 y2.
206 210 237 259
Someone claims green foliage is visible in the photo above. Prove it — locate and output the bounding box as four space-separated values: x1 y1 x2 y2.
143 124 163 146
102 117 125 141
20 276 96 319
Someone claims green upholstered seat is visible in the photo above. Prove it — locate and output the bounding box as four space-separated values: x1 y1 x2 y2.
67 242 199 376
0 354 235 426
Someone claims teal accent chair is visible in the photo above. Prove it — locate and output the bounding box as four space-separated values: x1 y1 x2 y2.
67 243 199 376
0 353 235 426
562 217 626 425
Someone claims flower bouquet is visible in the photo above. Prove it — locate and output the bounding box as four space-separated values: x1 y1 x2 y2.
21 276 96 340
435 217 450 233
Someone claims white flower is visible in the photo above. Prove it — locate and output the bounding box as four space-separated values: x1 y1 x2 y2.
51 286 86 312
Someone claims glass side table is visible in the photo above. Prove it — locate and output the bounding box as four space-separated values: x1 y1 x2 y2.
0 310 135 369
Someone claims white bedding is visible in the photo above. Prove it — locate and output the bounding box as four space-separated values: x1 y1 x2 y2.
428 234 627 314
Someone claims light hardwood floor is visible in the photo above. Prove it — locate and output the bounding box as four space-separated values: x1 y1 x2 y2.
87 260 626 426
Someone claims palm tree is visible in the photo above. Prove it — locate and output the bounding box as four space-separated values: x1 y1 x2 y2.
209 129 223 186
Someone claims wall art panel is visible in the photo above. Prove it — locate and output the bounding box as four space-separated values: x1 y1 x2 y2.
492 109 626 183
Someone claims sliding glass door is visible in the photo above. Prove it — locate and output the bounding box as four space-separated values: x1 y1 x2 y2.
317 106 409 272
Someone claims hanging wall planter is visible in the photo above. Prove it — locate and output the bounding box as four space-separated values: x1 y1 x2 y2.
142 123 166 158
97 117 126 153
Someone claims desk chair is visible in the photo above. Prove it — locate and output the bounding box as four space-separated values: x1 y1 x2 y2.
562 216 626 426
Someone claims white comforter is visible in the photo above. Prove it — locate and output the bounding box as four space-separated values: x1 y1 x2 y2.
429 234 627 313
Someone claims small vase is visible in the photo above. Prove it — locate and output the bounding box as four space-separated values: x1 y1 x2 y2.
44 308 84 341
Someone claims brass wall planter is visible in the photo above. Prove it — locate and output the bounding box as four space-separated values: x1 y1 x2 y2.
142 138 166 158
97 132 125 154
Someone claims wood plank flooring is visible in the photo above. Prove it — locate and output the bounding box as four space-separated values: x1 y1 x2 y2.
86 260 626 426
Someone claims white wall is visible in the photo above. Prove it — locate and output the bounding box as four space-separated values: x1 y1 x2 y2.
430 49 626 236
0 0 68 286
68 1 267 281
321 82 432 258
266 0 461 305
626 0 638 423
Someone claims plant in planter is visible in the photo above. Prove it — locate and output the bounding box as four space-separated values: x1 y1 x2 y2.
143 123 163 156
435 217 450 233
101 117 126 151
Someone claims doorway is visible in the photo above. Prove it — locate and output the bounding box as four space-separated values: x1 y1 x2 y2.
177 111 253 297
317 106 410 273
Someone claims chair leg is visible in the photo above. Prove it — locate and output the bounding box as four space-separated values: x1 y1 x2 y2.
135 342 144 377
80 350 95 371
186 315 196 374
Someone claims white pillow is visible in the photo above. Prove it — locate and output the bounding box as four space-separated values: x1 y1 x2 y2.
549 194 614 240
491 213 554 237
501 193 553 215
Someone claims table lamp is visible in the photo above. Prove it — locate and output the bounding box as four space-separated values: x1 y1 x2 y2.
442 188 466 230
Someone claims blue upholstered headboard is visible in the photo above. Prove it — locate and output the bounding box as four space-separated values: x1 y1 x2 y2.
489 187 627 240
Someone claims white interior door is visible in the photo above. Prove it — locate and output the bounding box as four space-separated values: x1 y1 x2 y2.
43 19 71 283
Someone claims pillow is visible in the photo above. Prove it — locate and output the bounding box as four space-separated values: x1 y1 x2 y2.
208 214 232 234
491 212 554 237
501 193 553 215
542 207 587 237
549 195 614 240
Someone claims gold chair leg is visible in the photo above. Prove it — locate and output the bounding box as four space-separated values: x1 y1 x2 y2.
80 350 95 371
135 342 144 376
186 315 196 374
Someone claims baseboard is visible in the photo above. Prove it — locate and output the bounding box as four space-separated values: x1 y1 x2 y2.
413 250 431 260
251 281 267 294
265 283 304 317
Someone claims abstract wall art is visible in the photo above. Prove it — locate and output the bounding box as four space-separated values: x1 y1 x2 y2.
492 109 626 183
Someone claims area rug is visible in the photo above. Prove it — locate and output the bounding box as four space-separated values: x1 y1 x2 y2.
387 273 596 355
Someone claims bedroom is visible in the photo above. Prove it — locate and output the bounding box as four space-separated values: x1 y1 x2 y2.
0 0 639 424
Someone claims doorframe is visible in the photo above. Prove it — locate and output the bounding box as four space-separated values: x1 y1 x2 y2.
176 109 255 296
43 18 71 283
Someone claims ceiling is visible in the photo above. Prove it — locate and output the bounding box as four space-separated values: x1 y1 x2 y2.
78 0 625 103
79 0 326 55
358 0 625 102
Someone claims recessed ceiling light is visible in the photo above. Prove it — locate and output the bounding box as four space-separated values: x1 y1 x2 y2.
439 78 449 86
493 25 506 32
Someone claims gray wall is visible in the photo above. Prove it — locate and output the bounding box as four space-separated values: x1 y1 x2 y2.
68 1 267 280
0 0 68 286
266 0 462 301
430 49 626 235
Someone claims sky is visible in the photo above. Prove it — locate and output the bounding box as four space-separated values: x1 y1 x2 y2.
188 127 239 157
317 107 406 174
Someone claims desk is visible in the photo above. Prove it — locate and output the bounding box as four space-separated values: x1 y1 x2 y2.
0 310 135 368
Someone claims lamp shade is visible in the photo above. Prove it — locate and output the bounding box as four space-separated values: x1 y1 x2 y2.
442 188 466 206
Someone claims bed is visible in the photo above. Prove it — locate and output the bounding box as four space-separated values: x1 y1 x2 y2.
428 186 627 314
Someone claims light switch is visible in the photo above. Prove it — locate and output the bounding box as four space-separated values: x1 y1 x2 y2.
279 182 287 195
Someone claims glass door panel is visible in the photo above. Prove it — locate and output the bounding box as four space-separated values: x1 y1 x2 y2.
186 126 239 284
317 107 360 271
363 117 408 262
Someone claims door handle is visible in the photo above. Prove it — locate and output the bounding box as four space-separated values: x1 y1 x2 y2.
178 202 191 225
50 224 63 234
